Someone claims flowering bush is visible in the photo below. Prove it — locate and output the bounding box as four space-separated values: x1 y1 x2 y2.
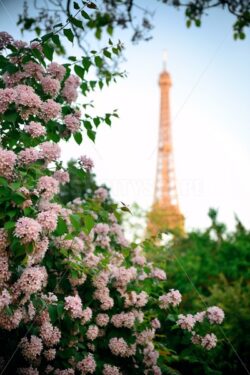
0 30 224 375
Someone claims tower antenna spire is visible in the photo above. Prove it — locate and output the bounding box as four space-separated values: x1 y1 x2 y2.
163 50 167 71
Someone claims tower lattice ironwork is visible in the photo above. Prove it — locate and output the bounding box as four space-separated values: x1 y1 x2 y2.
147 58 184 236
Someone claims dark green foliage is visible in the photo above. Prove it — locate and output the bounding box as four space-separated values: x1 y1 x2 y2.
144 210 250 374
59 160 97 204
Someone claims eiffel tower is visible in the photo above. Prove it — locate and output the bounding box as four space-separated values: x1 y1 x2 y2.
147 55 184 236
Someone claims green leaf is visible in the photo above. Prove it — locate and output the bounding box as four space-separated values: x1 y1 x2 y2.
87 129 96 142
63 28 74 43
73 131 83 145
83 214 95 233
68 56 77 61
93 117 100 127
81 10 90 19
80 82 89 96
239 32 246 40
57 302 64 317
87 2 97 9
70 214 81 230
90 80 96 90
82 57 91 71
48 304 57 324
4 221 15 230
3 111 18 122
31 48 45 66
84 120 92 130
74 64 85 79
10 181 21 190
107 25 113 36
54 217 68 236
98 80 104 90
69 16 83 29
105 115 111 126
195 19 201 27
11 192 25 205
95 28 102 40
94 56 103 68
73 1 80 9
0 177 8 187
112 47 119 55
103 49 111 59
41 32 54 42
43 43 54 61
52 34 61 46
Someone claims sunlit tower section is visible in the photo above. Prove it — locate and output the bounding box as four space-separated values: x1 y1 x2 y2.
147 53 184 236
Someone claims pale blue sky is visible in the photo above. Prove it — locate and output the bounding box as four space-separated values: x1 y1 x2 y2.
1 0 250 230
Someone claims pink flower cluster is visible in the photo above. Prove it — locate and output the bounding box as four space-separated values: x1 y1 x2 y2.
79 155 94 172
109 337 136 357
40 142 61 162
159 289 182 309
206 306 225 324
0 88 16 113
124 291 148 308
143 343 159 368
37 176 59 199
81 307 93 324
41 76 60 97
136 329 155 346
18 147 40 165
20 335 43 361
18 366 39 375
23 61 44 80
64 114 81 133
201 333 217 350
95 313 109 327
40 320 61 347
0 307 22 330
0 228 8 252
16 266 48 296
103 365 121 375
37 210 58 232
62 75 80 103
15 217 41 243
15 84 42 118
47 62 66 81
111 312 135 328
177 314 196 332
93 287 114 311
44 348 56 361
94 223 109 235
24 121 46 138
0 289 12 310
132 247 146 266
0 254 10 288
94 187 108 201
112 266 137 288
77 353 96 374
191 332 218 350
86 325 99 341
64 295 83 319
0 31 14 49
151 268 167 280
0 148 16 180
53 170 70 185
40 99 61 122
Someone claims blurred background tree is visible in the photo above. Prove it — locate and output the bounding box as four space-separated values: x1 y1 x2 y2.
143 209 250 374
